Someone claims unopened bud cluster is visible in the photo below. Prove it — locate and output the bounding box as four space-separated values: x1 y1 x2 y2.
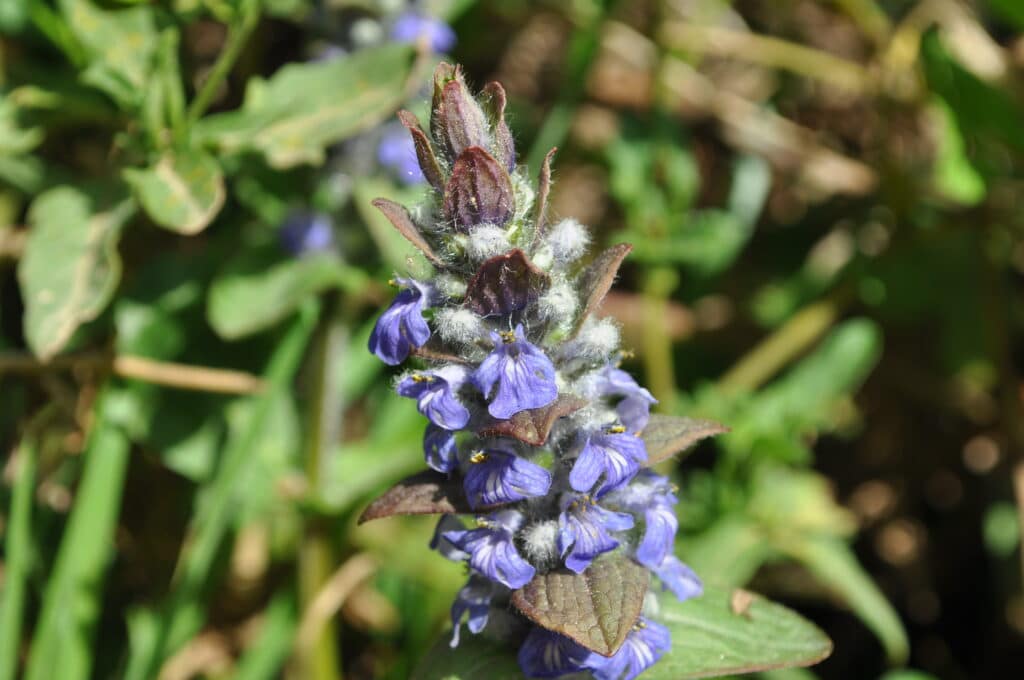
365 64 702 679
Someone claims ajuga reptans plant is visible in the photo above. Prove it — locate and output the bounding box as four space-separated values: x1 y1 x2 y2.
361 64 726 679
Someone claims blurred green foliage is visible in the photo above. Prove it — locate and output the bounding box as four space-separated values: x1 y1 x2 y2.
1 0 1023 679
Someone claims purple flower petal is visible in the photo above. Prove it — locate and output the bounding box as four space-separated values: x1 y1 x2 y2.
450 574 496 647
397 365 471 430
390 12 456 54
569 429 648 495
557 494 634 574
589 618 671 680
279 212 334 256
430 515 469 562
442 510 535 589
605 471 679 569
463 448 552 509
597 365 657 431
471 324 557 420
517 628 602 678
378 124 426 185
653 555 703 602
423 424 459 473
368 278 433 365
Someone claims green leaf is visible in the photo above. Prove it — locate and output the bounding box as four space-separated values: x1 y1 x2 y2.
207 247 368 339
58 0 158 109
681 514 777 589
929 98 985 205
125 151 225 234
988 0 1024 29
18 186 135 359
647 586 832 678
627 209 751 276
777 535 908 665
511 554 648 656
194 44 414 169
24 396 132 680
411 634 525 680
412 587 832 680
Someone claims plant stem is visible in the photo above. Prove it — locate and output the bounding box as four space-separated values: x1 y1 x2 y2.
718 293 849 394
293 296 345 680
186 1 259 126
0 434 38 680
641 267 679 413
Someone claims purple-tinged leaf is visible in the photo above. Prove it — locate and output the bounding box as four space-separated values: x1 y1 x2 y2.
511 554 649 656
444 147 515 230
465 249 550 317
371 198 444 266
642 414 729 466
431 63 489 163
530 147 557 249
481 82 516 171
477 394 586 446
411 340 471 365
572 243 633 336
397 110 445 192
358 470 473 524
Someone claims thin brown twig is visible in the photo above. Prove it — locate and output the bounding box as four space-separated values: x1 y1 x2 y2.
0 351 266 395
293 553 378 659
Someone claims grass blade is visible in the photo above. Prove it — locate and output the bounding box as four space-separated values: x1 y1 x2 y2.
24 395 131 680
0 435 39 680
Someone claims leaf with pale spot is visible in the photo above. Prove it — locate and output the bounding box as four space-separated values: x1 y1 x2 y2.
511 554 648 656
18 186 135 359
125 151 225 235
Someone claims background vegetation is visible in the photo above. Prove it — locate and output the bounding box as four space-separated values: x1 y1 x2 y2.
1 0 1023 678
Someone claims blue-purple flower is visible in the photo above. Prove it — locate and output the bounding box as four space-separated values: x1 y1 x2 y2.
397 365 471 430
569 428 648 495
423 424 458 473
279 211 334 256
590 618 671 680
463 448 552 509
558 494 634 573
517 628 603 678
442 510 535 589
605 470 678 569
378 124 426 185
472 325 558 419
449 574 495 647
652 555 703 602
390 12 456 54
430 515 469 561
368 278 433 365
597 365 657 431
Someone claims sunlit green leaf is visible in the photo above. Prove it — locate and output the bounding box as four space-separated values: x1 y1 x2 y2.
18 185 135 359
194 44 414 169
125 150 226 234
207 247 368 339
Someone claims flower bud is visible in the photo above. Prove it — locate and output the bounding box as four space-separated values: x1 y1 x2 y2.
444 147 515 231
431 63 489 164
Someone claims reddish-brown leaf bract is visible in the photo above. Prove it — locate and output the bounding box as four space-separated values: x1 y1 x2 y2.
641 414 729 466
431 64 489 163
371 198 444 266
477 394 586 446
397 110 445 192
444 147 515 231
530 147 557 248
511 555 649 656
481 82 516 172
572 243 633 336
358 470 473 524
464 249 550 317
